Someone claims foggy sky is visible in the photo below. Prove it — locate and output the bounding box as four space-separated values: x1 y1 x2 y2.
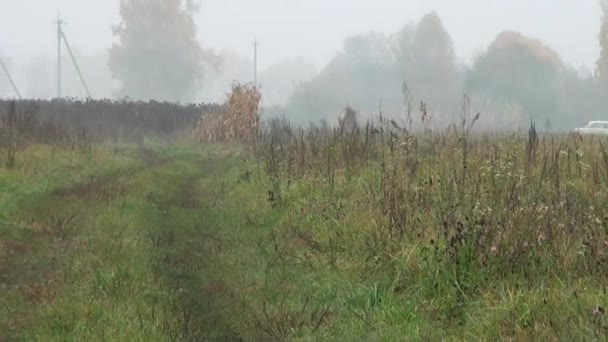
1 0 602 73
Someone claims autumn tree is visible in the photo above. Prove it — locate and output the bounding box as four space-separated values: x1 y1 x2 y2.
466 31 564 126
390 23 415 80
284 13 462 125
596 0 608 89
285 31 399 124
110 0 211 102
406 13 462 119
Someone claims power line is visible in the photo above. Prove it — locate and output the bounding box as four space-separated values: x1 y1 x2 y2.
0 56 22 99
53 14 92 99
61 30 92 98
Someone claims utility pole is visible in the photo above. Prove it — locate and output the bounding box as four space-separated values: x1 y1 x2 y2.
0 56 22 99
52 14 92 99
61 30 92 98
252 37 259 88
55 13 66 98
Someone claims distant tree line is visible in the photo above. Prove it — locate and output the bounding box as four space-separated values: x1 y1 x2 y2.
282 10 608 130
7 0 608 131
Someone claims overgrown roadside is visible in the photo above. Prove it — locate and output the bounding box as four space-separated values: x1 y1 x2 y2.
1 144 240 341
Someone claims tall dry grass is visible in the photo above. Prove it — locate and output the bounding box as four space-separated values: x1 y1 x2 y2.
193 82 261 145
251 97 608 288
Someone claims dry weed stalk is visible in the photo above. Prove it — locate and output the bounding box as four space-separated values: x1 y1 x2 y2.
193 82 261 144
5 100 16 168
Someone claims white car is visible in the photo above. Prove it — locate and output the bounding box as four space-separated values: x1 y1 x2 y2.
574 121 608 135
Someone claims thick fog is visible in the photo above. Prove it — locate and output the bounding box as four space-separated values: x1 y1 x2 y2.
0 0 605 129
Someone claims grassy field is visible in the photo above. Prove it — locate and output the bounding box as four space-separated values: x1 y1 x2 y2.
2 124 608 340
1 142 240 340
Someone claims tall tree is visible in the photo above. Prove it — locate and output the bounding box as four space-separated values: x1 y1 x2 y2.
407 13 461 119
109 0 206 102
466 31 564 126
285 31 399 124
390 23 415 80
596 0 608 89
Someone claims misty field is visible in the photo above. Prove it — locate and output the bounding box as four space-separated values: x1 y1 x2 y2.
1 99 608 341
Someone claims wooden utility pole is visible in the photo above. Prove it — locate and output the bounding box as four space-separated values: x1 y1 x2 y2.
53 14 92 99
252 37 259 88
55 13 66 98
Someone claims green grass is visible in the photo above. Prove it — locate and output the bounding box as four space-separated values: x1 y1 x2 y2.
2 134 608 341
1 143 239 340
201 155 607 341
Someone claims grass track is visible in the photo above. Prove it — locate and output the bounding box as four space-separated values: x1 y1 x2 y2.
1 144 240 341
